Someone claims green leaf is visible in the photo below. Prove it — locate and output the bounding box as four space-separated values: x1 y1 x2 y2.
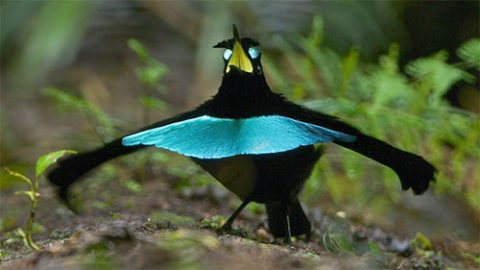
128 38 169 89
128 38 148 62
369 70 413 109
410 232 433 251
310 15 324 47
14 190 38 201
340 47 360 94
3 168 32 186
457 38 480 70
16 228 26 238
323 232 352 253
462 252 480 265
43 87 86 112
0 249 8 259
199 215 227 230
35 150 76 178
406 52 466 103
368 240 382 256
121 179 142 194
140 95 168 111
32 222 45 233
135 64 168 88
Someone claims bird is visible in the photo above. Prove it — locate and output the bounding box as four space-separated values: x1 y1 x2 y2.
48 25 436 241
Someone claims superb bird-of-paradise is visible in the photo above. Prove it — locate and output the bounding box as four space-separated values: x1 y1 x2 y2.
48 25 436 241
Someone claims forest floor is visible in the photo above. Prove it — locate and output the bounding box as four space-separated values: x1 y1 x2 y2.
1 166 479 270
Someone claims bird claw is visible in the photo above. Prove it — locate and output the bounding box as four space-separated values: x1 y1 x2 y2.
219 223 233 234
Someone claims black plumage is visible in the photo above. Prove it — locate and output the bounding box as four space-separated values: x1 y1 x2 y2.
48 25 436 241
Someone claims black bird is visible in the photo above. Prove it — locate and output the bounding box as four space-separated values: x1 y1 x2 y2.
48 25 436 240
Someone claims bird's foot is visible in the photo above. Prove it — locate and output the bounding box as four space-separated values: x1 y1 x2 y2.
219 222 233 234
56 187 80 214
217 222 249 238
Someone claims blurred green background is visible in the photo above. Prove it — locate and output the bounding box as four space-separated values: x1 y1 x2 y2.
1 0 479 247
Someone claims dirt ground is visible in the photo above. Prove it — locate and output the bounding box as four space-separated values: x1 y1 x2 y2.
1 164 479 270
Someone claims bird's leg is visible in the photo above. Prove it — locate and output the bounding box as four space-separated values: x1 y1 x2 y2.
283 203 292 245
57 188 79 214
221 198 251 232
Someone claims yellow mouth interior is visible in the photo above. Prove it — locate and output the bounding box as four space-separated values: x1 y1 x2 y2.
226 41 253 73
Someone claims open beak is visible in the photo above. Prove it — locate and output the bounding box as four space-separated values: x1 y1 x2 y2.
226 25 253 73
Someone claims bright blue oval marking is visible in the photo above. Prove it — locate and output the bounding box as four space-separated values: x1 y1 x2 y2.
122 115 356 159
248 47 260 59
223 49 232 60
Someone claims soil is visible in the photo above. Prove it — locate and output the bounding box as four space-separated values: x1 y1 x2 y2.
1 164 479 270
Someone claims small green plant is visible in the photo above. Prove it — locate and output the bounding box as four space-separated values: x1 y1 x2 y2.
126 38 172 183
199 215 228 230
410 232 433 251
128 38 169 124
4 150 76 250
128 38 168 93
322 231 352 253
367 240 383 257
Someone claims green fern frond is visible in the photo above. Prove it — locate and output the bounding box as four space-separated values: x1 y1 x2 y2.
406 52 466 104
457 39 480 70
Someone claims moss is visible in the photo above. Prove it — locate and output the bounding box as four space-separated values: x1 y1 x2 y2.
410 232 433 251
199 215 227 230
153 229 219 269
149 211 197 229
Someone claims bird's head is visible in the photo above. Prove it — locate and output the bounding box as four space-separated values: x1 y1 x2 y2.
213 25 263 76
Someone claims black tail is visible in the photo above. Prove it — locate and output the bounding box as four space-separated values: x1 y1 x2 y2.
265 199 311 238
47 138 145 207
336 134 436 194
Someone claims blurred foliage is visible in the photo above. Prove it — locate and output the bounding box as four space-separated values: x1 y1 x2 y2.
4 1 94 94
40 23 479 219
200 216 228 231
368 240 382 257
43 87 118 143
128 37 170 125
457 39 480 70
264 17 479 213
409 233 445 269
411 232 433 251
322 232 353 253
126 39 207 192
128 38 169 93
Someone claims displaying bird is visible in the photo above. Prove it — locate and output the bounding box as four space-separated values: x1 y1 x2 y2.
48 25 436 241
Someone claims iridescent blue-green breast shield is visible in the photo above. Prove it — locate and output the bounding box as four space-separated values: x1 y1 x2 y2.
122 115 356 159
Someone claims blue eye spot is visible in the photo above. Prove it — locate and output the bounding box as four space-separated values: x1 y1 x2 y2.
248 47 260 59
223 49 232 60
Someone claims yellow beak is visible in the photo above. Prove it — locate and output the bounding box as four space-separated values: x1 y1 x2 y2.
226 26 253 73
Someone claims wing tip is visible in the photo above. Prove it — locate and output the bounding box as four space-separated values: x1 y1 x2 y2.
398 156 437 195
121 136 139 146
